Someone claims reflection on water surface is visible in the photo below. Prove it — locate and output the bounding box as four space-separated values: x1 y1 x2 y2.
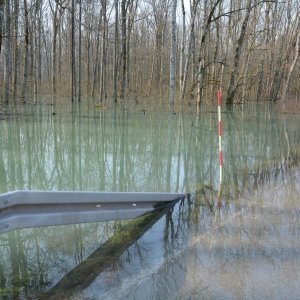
0 104 299 299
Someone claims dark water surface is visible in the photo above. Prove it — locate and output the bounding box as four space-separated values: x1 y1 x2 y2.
0 103 299 299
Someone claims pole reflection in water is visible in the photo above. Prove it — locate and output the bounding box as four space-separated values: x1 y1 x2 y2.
0 103 299 298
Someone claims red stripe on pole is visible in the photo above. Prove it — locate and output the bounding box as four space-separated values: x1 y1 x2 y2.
219 151 223 166
217 89 221 106
218 121 222 136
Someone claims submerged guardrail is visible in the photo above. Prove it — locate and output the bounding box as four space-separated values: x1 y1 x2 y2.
0 190 185 234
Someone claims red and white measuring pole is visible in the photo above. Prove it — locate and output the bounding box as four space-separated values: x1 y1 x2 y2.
217 89 223 186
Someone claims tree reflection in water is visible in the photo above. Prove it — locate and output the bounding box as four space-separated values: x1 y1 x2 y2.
104 176 299 300
0 104 299 298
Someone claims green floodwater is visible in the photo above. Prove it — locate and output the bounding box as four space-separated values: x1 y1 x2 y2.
0 103 299 299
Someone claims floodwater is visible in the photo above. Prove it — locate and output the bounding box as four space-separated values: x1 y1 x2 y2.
0 103 299 299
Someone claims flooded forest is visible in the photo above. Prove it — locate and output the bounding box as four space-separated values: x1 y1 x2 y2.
0 0 299 109
0 1 299 299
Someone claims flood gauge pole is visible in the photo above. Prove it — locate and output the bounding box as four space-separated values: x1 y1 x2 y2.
217 89 223 207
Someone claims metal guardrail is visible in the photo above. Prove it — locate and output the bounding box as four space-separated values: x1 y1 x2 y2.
0 190 184 234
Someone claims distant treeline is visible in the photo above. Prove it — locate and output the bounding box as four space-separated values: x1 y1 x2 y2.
0 0 299 109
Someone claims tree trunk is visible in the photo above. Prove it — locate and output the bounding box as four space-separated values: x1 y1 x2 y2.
86 30 91 95
268 7 295 103
113 0 119 103
282 18 300 102
196 0 208 109
12 0 19 100
92 23 101 98
71 0 76 102
120 0 127 100
126 0 135 92
256 2 270 101
190 0 221 109
226 0 252 104
21 0 29 103
179 0 186 95
169 0 177 113
52 2 59 95
100 0 107 102
4 0 11 103
181 0 198 102
0 0 4 55
32 1 40 102
37 3 42 94
78 0 82 102
220 0 233 88
154 30 162 88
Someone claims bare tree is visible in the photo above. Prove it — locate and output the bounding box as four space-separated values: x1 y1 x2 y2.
256 2 271 101
120 0 127 99
21 0 29 103
100 0 108 102
92 11 102 98
4 0 11 103
12 0 19 100
179 0 186 96
0 0 298 106
71 0 76 103
189 0 221 111
149 0 169 93
113 0 119 103
226 0 252 104
50 0 59 95
78 0 82 102
0 0 4 55
169 0 177 113
268 1 297 102
180 0 199 102
282 16 300 101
